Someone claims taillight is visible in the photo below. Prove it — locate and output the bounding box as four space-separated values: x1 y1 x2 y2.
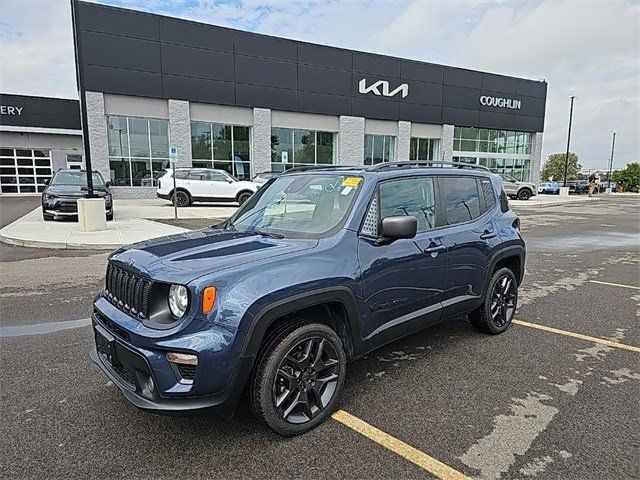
512 218 521 232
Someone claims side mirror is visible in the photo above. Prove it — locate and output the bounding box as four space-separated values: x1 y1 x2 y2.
43 178 50 185
379 215 417 241
105 181 112 187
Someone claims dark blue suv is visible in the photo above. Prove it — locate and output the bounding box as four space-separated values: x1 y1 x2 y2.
90 161 524 435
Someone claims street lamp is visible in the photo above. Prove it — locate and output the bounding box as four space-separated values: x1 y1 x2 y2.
607 131 619 193
563 94 577 187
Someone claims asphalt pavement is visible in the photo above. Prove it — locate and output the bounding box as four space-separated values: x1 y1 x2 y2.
1 195 638 479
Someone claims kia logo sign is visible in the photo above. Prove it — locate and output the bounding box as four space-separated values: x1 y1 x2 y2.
359 78 409 98
480 96 521 110
0 105 24 115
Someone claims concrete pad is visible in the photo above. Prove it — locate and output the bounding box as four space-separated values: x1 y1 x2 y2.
511 194 600 208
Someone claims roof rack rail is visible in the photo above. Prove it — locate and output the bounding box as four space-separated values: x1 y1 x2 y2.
282 165 363 174
367 161 490 172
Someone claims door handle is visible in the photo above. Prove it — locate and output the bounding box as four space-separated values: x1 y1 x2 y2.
480 229 497 240
424 245 446 254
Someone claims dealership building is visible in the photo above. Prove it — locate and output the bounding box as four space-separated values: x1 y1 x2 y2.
1 1 547 197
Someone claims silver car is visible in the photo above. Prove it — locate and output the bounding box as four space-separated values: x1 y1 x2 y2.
499 174 536 200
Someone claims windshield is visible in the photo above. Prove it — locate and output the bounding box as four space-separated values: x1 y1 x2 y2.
226 173 363 238
51 171 105 187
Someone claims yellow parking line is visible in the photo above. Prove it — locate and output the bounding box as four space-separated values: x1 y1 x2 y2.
332 410 470 480
589 280 640 291
513 319 640 353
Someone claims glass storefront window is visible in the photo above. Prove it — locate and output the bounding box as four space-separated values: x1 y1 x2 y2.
191 122 253 179
364 134 395 165
107 116 169 186
270 128 336 171
409 138 440 161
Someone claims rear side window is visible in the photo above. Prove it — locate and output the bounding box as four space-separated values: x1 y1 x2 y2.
481 178 496 211
378 176 437 233
188 170 211 181
174 170 189 180
500 189 510 213
440 176 481 225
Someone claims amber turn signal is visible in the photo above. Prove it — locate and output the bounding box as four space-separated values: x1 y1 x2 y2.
202 286 216 313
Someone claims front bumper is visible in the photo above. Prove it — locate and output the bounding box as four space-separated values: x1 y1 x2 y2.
43 198 112 217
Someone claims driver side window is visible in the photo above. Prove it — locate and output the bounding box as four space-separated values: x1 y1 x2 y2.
379 176 437 233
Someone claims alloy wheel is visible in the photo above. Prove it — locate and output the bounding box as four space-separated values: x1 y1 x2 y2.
175 191 189 207
490 275 516 327
273 336 340 424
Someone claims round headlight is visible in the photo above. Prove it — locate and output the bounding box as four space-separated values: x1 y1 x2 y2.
168 284 189 318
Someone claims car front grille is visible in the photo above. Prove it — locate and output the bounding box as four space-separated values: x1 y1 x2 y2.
176 363 197 381
104 263 152 320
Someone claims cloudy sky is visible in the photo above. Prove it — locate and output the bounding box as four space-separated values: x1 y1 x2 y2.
1 0 638 169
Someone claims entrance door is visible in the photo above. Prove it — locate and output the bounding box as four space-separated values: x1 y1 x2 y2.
0 148 52 194
358 175 447 348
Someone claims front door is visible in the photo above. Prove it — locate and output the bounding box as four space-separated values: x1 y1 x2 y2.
438 176 501 317
358 175 447 348
209 171 237 200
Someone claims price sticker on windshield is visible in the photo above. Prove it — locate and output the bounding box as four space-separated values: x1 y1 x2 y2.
342 177 363 188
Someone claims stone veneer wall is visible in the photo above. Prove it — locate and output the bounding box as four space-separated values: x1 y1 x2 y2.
85 91 110 179
530 132 544 186
252 108 271 174
440 124 455 162
338 116 365 166
396 121 412 161
168 100 192 167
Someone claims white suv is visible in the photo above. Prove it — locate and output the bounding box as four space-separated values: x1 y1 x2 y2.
157 168 260 206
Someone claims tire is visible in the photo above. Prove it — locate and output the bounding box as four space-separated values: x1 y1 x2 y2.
43 212 54 221
469 267 518 335
106 212 114 221
172 190 191 207
517 188 532 200
237 191 253 205
249 323 346 436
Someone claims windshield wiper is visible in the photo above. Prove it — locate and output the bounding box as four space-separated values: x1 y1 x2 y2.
250 229 284 239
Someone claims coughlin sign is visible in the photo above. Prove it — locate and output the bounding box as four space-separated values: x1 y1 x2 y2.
479 96 521 110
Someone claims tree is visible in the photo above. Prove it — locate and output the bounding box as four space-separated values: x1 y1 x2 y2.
541 152 582 182
612 162 640 192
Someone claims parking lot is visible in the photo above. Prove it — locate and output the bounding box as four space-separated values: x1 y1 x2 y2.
1 195 638 479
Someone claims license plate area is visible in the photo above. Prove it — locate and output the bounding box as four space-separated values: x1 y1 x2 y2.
94 323 116 365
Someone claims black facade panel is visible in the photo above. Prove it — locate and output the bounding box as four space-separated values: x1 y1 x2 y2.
162 75 235 105
400 61 444 84
404 80 442 107
84 65 163 98
352 97 399 120
159 17 234 52
513 115 544 133
78 2 159 40
442 107 479 126
161 43 234 82
353 52 401 77
236 85 297 111
443 67 483 88
442 85 481 110
234 56 297 90
0 94 80 129
234 32 297 62
399 103 442 124
75 2 547 132
298 43 352 70
516 79 547 98
481 74 516 95
297 92 351 116
478 111 514 130
81 31 161 73
298 65 351 96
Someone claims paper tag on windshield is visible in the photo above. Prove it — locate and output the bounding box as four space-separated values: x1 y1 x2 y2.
342 177 362 187
341 186 353 196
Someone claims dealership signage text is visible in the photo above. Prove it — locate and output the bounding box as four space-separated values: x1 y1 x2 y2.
479 96 521 110
0 105 23 115
359 78 409 98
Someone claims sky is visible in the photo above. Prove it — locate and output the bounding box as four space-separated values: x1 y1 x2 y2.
1 0 638 170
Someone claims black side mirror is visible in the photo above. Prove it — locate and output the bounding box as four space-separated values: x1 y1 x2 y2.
105 181 112 187
379 215 417 242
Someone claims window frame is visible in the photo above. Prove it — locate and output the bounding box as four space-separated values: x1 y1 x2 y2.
437 175 488 228
190 121 252 179
270 128 337 171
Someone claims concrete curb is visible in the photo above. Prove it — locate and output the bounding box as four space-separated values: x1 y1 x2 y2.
512 197 601 209
0 233 120 250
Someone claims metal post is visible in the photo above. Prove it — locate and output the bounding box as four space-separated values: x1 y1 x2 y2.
608 132 617 189
172 159 178 220
70 0 95 197
563 95 576 187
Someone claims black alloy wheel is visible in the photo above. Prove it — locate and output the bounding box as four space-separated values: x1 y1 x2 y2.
273 336 340 424
490 274 517 328
469 267 518 335
517 189 531 200
249 323 346 436
173 190 191 207
237 192 252 205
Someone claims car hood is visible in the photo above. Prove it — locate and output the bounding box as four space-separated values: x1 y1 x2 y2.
45 185 109 197
108 228 319 284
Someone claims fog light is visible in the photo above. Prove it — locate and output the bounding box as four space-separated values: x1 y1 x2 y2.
166 352 198 365
147 376 155 393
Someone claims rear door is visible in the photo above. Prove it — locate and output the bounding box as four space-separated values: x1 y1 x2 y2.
500 174 518 196
209 171 237 199
358 175 447 348
438 175 501 318
187 170 212 198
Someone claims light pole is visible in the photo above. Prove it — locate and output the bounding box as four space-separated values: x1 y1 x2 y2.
563 94 577 188
607 131 618 193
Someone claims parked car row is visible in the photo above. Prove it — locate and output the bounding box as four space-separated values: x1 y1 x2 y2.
537 180 617 195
